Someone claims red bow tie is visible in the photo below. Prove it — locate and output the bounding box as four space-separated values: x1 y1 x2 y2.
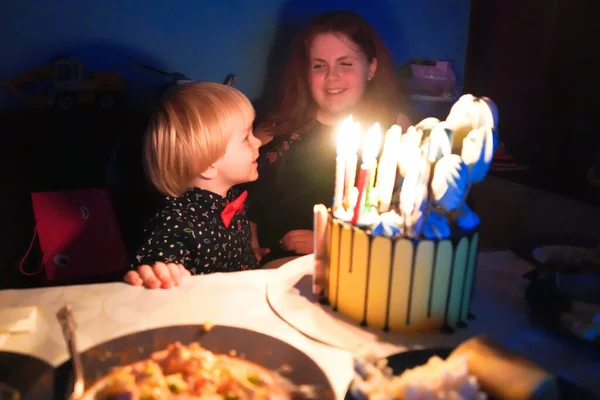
221 190 247 228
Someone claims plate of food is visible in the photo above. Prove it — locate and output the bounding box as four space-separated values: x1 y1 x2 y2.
54 324 334 400
0 351 55 400
512 234 600 312
345 336 597 400
511 233 600 281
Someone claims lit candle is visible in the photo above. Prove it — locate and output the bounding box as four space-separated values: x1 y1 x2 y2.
333 116 354 211
400 139 431 235
351 123 381 224
343 122 361 210
400 144 429 234
364 124 382 210
374 125 402 212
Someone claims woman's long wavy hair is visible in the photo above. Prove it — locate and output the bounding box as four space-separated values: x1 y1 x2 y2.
256 10 401 138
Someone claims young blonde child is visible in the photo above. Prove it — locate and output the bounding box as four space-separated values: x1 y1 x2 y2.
124 82 262 289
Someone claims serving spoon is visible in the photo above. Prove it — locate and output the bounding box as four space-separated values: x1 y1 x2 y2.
57 305 85 400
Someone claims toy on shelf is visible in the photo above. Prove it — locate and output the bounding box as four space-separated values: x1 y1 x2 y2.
137 62 193 88
137 62 237 94
2 55 124 110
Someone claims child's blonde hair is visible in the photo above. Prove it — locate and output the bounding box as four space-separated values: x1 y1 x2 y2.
144 82 255 197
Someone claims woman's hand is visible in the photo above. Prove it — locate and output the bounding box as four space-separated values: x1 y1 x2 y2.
280 230 313 254
124 262 191 289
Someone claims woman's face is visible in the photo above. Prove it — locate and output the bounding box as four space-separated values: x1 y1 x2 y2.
308 32 377 125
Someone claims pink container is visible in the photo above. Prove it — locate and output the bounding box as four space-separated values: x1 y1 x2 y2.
409 61 456 97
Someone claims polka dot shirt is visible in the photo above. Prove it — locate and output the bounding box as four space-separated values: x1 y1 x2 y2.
133 187 259 275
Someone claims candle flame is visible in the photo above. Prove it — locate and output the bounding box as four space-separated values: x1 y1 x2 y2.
336 116 355 156
350 121 362 154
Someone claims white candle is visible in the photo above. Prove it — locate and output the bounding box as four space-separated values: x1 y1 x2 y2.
313 204 328 298
343 122 361 210
334 116 354 211
400 147 422 222
375 125 402 212
352 123 381 223
398 126 423 177
400 139 431 234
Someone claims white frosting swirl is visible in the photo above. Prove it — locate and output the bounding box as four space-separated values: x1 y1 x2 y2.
428 124 452 163
333 207 353 222
356 207 381 229
461 127 496 184
431 154 468 211
381 210 403 228
415 117 440 133
372 210 403 238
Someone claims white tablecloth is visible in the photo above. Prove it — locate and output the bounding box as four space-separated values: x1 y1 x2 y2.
1 251 599 398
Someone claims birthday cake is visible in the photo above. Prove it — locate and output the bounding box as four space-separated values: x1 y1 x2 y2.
313 95 498 333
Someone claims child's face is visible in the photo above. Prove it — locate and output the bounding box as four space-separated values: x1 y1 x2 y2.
214 120 261 187
308 32 377 124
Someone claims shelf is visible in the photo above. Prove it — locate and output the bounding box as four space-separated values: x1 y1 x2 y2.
406 94 458 103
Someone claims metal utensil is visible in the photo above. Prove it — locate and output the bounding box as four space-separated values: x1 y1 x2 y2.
57 305 84 400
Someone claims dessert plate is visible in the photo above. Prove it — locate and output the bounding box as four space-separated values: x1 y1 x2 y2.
512 233 599 280
344 348 598 400
266 255 519 356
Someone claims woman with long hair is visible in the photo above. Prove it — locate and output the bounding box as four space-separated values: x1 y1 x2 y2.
248 10 411 264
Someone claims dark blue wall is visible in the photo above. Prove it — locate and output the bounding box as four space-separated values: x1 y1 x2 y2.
0 0 471 109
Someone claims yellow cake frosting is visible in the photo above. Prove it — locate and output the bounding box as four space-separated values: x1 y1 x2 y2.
322 213 479 333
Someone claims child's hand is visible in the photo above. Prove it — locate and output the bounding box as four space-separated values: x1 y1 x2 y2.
124 262 191 289
280 230 313 255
